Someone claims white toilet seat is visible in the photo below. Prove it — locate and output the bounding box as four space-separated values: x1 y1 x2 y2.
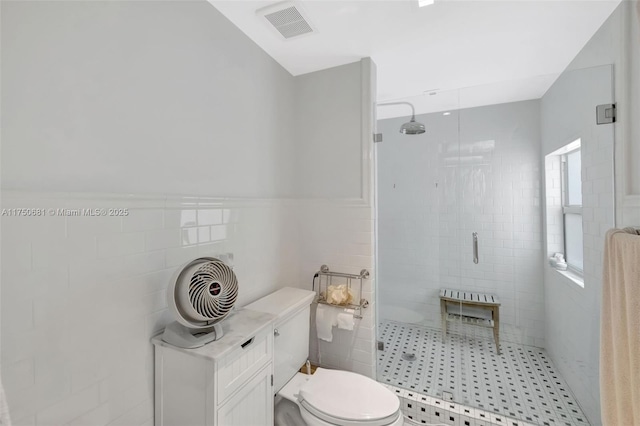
299 400 403 426
277 369 403 426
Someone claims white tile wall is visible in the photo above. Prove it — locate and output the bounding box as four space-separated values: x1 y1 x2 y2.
543 136 614 425
377 100 544 348
297 201 377 378
540 64 616 425
0 195 274 425
0 192 375 425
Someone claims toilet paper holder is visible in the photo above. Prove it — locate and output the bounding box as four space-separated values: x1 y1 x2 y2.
313 264 369 319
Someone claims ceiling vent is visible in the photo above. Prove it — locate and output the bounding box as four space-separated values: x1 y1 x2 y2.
257 2 315 40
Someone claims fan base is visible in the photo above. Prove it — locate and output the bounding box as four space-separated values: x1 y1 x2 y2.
161 321 224 349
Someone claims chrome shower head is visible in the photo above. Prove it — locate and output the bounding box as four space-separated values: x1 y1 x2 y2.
377 101 426 135
399 116 426 135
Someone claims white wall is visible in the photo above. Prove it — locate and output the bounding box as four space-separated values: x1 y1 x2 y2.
541 65 615 426
298 59 377 377
561 1 640 227
0 2 376 425
0 3 300 425
294 62 365 198
540 1 640 423
377 100 544 347
1 1 297 198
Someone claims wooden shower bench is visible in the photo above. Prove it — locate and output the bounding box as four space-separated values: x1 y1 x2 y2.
439 289 501 354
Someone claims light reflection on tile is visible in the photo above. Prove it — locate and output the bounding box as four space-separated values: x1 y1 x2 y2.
181 227 198 246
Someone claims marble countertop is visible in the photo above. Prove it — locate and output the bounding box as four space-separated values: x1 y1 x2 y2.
152 308 275 361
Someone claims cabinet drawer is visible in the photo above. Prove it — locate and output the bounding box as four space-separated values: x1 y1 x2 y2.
216 326 273 404
216 364 273 426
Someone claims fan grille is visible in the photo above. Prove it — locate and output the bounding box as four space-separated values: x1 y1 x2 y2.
263 5 313 39
188 260 238 321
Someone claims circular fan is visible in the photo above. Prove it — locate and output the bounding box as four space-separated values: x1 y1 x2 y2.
170 257 238 329
170 257 238 328
163 257 238 348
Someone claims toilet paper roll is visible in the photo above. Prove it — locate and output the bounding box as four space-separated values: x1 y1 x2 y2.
337 309 355 331
316 304 338 342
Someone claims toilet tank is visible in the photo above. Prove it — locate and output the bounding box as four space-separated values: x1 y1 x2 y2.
244 287 315 392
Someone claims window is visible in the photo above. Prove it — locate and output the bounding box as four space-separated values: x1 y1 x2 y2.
561 146 583 273
544 138 583 286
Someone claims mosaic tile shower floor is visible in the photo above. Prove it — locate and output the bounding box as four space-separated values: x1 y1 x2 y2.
377 320 589 426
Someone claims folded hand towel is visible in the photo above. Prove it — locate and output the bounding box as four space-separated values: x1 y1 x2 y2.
316 304 338 342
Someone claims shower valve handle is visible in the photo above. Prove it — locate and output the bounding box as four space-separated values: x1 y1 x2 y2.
473 232 479 264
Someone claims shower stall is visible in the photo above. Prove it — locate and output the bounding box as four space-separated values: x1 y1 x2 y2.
375 68 614 426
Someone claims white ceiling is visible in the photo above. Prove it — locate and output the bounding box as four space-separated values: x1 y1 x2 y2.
210 0 620 118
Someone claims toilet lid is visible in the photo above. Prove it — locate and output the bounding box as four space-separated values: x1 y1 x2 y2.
298 368 400 424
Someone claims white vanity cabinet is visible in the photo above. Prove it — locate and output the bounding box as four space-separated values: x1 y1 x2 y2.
153 309 276 426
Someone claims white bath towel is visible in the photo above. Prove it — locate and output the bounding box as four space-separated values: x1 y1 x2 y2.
316 304 338 342
600 228 640 426
0 374 11 426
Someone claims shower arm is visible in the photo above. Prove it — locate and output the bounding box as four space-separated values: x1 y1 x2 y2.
377 101 417 120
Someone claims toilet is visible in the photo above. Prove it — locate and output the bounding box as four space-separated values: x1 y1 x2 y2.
245 287 404 426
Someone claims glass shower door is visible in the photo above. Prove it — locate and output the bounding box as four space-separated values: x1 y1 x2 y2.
377 66 615 426
451 93 523 412
375 89 462 397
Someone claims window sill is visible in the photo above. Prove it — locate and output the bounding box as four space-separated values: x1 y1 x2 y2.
553 268 584 288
